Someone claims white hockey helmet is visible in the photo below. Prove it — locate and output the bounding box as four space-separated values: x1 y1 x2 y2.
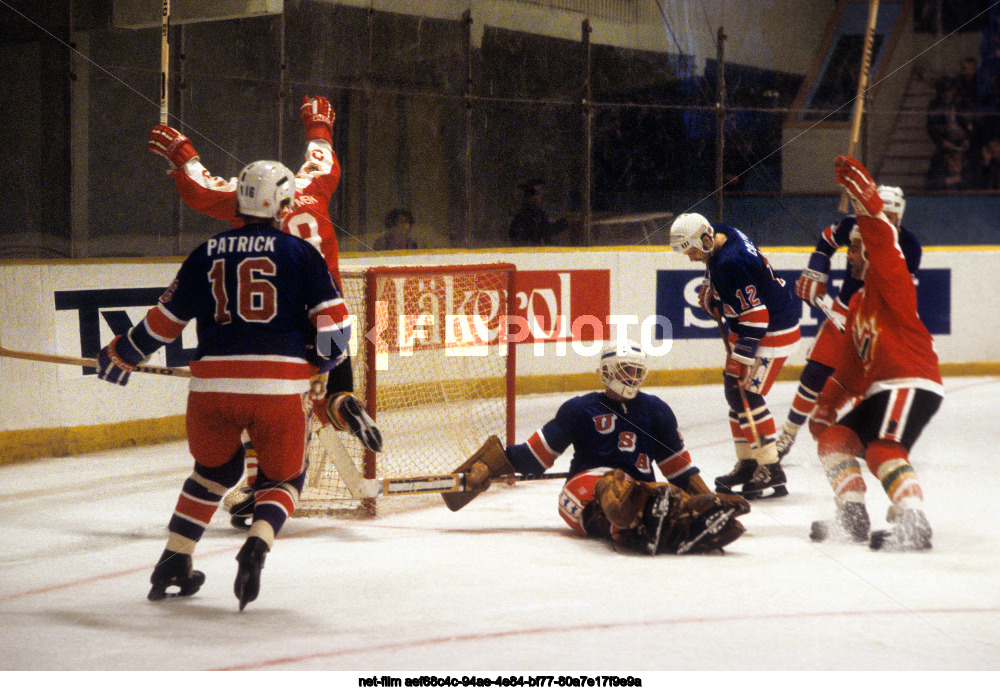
237 160 295 220
669 213 713 254
598 339 649 400
876 185 905 224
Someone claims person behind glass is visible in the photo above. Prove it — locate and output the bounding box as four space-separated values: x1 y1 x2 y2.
373 209 418 251
509 179 567 246
926 76 975 176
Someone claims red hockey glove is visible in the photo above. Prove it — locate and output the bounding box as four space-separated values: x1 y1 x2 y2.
148 125 199 168
795 252 831 304
796 269 827 304
725 356 751 386
300 95 334 142
834 155 883 217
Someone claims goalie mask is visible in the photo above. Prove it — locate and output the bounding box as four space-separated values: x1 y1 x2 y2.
669 213 713 254
237 160 296 220
876 185 905 225
598 340 648 400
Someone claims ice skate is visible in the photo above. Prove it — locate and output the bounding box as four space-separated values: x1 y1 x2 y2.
869 508 932 551
741 461 788 500
234 536 270 611
148 549 206 601
714 458 757 495
810 501 870 543
775 428 797 462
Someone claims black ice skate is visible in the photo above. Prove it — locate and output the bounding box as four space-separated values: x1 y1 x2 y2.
234 536 270 611
714 458 757 495
741 461 788 500
148 549 206 601
810 501 870 543
869 508 932 551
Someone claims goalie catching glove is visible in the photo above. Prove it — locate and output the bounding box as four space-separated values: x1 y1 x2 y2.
442 435 516 512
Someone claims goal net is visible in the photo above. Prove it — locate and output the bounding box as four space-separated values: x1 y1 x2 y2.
297 262 517 516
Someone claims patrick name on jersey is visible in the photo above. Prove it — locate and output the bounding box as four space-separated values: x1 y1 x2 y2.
205 235 277 255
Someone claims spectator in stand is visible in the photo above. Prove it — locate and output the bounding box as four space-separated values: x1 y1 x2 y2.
509 179 568 246
976 135 1000 189
926 76 976 178
958 57 981 108
373 209 418 251
927 149 976 190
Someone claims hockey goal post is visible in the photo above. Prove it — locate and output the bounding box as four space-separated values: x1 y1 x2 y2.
297 262 517 516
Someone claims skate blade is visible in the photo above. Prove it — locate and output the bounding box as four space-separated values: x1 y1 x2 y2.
869 529 932 552
810 519 868 543
147 572 206 601
740 485 788 500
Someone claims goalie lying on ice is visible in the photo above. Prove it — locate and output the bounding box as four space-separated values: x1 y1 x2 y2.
449 341 747 553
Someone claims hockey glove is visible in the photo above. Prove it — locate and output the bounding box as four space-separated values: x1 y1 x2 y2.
795 251 831 305
96 335 143 386
148 125 199 169
834 155 883 217
300 95 334 142
724 337 759 386
464 461 493 494
324 392 383 453
698 279 722 321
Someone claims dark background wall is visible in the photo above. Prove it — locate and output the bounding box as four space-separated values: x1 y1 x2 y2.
1 0 998 259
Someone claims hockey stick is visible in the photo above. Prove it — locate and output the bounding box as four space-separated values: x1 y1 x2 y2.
160 0 170 124
316 425 567 499
704 269 761 450
714 319 761 450
813 294 847 334
838 0 879 213
0 343 190 378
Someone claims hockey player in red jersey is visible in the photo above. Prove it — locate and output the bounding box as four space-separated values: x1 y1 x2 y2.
96 160 353 608
808 156 943 551
777 186 922 462
148 96 380 526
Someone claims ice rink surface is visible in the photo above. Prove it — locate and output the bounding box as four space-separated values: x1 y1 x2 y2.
2 378 1000 679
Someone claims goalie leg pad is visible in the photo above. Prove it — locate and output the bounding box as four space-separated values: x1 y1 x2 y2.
648 492 745 555
442 435 516 512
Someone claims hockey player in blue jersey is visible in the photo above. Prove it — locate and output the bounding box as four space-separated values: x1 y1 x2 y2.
494 341 748 554
96 160 355 610
669 213 801 500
